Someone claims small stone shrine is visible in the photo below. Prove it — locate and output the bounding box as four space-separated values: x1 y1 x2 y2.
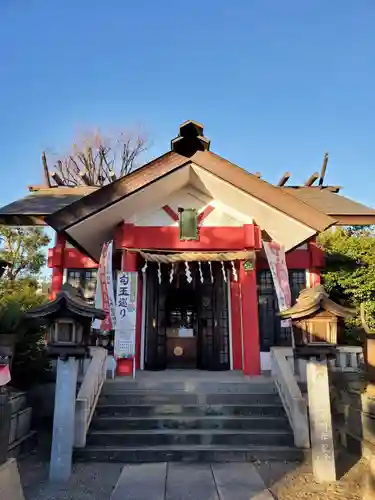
26 282 105 358
280 284 354 346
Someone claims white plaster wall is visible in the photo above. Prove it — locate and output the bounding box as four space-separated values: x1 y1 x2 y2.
190 165 316 251
132 186 248 228
67 162 317 260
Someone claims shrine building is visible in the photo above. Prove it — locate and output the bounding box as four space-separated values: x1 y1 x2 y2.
1 120 375 376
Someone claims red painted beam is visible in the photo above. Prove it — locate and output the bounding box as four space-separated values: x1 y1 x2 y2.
117 223 253 251
162 205 179 222
198 205 215 224
309 240 325 268
63 249 98 269
257 249 311 270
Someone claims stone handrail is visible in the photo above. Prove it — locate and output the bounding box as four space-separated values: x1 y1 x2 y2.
270 347 310 449
74 347 107 448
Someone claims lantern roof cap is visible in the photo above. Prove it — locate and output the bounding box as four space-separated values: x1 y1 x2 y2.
279 285 355 320
26 283 106 321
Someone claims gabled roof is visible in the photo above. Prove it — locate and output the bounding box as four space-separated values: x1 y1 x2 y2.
0 186 97 225
283 186 375 225
46 151 190 231
1 120 374 247
46 150 335 234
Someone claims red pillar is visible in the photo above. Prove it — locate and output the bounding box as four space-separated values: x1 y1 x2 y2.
116 250 142 376
239 260 261 376
308 269 321 287
50 233 66 300
308 240 324 287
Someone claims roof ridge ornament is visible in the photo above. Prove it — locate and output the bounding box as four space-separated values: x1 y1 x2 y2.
171 120 211 157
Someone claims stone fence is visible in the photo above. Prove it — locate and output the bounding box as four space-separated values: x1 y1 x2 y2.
285 346 364 384
329 369 375 460
74 347 107 448
270 345 365 451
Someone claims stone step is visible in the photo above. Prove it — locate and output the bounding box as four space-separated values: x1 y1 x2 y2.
98 392 281 406
91 415 290 431
86 429 294 447
102 380 278 394
95 403 286 418
75 444 303 463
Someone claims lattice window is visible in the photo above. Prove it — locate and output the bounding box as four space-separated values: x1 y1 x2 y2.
257 269 306 350
66 268 98 303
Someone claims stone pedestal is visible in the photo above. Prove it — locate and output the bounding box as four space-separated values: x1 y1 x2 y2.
306 358 337 483
0 459 24 500
49 357 79 482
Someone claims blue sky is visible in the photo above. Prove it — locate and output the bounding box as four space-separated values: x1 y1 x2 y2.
0 0 374 211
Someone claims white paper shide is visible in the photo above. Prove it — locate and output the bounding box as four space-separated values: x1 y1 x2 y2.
114 272 138 358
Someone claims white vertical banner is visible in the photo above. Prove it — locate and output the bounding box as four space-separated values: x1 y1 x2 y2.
106 241 116 329
263 241 292 329
114 271 138 359
92 241 116 331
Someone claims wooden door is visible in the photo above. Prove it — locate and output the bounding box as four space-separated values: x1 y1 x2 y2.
198 263 230 370
144 265 167 370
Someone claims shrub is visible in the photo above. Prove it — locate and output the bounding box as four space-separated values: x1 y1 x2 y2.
0 278 51 388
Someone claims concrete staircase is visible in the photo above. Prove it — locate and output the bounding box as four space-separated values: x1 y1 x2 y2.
75 373 303 463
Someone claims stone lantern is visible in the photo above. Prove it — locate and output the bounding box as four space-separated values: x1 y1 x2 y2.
26 283 105 482
280 284 354 484
26 283 105 359
280 284 354 360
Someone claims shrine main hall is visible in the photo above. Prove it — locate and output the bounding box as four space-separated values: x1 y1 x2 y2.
1 120 374 375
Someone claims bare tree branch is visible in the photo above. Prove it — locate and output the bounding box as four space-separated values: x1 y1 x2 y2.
43 128 149 187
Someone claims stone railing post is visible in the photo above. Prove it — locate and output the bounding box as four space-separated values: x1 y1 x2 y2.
270 347 310 449
49 357 79 482
74 347 107 449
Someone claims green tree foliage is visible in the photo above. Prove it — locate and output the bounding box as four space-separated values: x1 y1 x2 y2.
12 324 51 390
0 278 48 335
0 226 51 280
0 279 51 388
318 226 375 342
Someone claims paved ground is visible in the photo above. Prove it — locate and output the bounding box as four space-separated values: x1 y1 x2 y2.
19 460 123 500
18 452 369 500
19 457 272 500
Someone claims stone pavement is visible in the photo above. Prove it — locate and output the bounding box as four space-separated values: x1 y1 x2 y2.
19 454 369 499
19 458 273 500
111 462 273 500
